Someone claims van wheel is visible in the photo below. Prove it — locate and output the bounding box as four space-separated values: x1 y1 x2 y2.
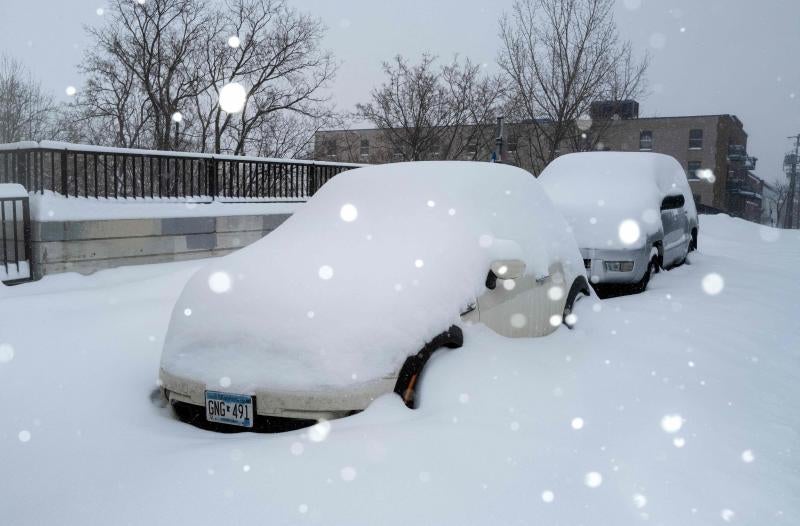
394 325 463 408
636 249 660 293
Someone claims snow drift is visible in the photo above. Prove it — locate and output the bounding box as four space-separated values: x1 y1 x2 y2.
160 161 582 391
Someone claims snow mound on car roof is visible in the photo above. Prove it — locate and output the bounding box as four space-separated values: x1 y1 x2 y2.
539 152 696 249
161 161 582 391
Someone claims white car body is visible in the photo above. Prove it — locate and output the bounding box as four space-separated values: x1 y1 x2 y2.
159 161 588 428
539 152 699 286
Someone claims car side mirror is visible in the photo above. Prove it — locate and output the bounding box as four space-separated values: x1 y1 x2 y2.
486 259 526 290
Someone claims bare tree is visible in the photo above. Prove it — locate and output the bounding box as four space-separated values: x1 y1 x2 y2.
356 54 504 162
190 0 335 155
0 55 56 143
498 0 648 174
83 0 209 151
65 50 152 147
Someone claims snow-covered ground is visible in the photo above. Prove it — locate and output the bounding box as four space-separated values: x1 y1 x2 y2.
0 214 798 525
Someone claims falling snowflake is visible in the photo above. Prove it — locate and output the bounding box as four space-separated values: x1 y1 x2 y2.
701 273 724 295
18 430 31 443
340 466 357 482
510 313 527 328
584 471 603 488
218 82 247 113
541 490 555 503
571 417 584 430
660 414 684 433
339 203 358 222
318 265 334 280
208 271 232 293
547 286 564 301
0 343 14 363
618 219 641 245
741 449 755 463
633 493 648 509
227 35 241 48
308 420 331 442
65 86 77 97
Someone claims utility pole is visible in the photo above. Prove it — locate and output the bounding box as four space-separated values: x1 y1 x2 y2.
784 134 800 229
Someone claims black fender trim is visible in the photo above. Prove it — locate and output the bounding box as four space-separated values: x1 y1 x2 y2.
393 325 463 408
563 276 591 328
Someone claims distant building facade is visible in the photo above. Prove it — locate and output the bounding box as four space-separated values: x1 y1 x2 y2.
314 103 764 221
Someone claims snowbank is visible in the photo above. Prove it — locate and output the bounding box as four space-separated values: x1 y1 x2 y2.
539 152 697 249
28 191 303 221
0 214 797 525
161 161 583 391
0 261 30 282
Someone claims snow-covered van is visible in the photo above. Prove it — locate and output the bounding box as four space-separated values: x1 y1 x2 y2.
159 161 589 431
539 152 698 292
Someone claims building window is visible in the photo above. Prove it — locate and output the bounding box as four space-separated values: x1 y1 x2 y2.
507 134 518 153
639 130 653 150
359 139 369 159
689 129 703 149
465 142 478 159
324 138 338 158
428 138 441 159
687 161 702 180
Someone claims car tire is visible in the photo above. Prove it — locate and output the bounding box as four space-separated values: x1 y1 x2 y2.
394 325 463 408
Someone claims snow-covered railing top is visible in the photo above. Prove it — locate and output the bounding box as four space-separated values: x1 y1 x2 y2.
0 141 367 201
0 183 28 199
0 141 366 168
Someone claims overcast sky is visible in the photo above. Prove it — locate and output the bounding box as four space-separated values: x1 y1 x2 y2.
1 0 797 183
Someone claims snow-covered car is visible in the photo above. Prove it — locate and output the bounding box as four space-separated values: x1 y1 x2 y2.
159 161 589 431
539 152 698 292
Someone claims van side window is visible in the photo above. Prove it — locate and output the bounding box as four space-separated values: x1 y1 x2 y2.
661 195 685 211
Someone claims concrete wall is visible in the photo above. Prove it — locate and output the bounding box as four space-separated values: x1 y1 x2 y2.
31 213 291 278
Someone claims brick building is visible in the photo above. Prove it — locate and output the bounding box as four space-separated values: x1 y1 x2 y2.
314 103 763 220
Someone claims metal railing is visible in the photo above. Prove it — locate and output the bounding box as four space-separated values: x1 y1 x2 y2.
0 194 32 285
0 141 365 201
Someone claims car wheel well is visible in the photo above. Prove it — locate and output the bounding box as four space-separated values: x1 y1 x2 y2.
563 276 590 328
394 325 463 408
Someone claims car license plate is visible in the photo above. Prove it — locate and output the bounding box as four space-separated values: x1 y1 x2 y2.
205 391 254 428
